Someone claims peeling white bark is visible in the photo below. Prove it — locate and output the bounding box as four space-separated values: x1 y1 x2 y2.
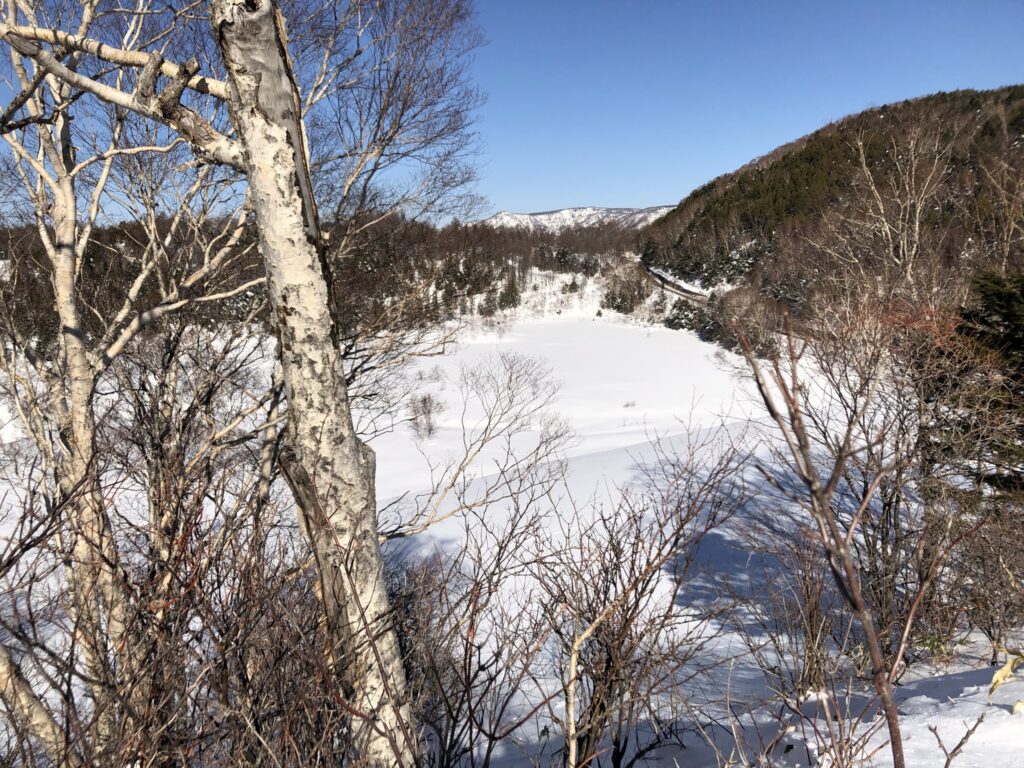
49 140 130 751
0 646 82 767
211 1 417 764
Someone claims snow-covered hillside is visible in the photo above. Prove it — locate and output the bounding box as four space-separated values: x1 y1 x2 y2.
479 205 673 233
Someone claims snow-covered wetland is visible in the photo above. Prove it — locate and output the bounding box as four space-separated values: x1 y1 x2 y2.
359 302 1024 768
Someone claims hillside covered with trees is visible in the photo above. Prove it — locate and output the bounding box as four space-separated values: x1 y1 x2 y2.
641 85 1024 346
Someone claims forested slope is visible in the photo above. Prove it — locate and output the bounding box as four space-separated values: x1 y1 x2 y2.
642 86 1024 295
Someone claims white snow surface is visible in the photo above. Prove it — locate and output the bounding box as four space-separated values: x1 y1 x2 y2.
372 314 753 505
478 205 673 234
3 274 1023 766
368 306 1024 767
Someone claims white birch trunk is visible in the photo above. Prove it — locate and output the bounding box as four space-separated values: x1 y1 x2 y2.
0 646 82 766
210 2 417 764
51 167 128 749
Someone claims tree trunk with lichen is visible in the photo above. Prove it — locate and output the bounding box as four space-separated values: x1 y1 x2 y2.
210 1 416 764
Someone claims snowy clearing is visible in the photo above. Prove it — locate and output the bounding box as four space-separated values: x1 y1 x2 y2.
370 311 1024 767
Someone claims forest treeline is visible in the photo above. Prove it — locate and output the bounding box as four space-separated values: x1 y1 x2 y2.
0 213 639 357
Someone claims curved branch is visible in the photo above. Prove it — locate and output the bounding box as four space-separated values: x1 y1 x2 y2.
0 23 229 99
1 30 244 169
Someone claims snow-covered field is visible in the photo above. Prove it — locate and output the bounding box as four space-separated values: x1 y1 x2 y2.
1 273 1021 766
368 304 1024 767
373 315 753 502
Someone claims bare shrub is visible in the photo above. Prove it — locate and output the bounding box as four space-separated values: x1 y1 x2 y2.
534 430 747 768
410 392 446 440
738 287 1012 768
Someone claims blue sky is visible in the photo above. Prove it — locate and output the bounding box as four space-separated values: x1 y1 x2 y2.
470 0 1024 215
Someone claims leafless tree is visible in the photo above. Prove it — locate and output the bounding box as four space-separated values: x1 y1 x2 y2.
801 128 961 308
738 283 1012 768
532 430 745 768
391 505 552 768
970 105 1024 275
0 134 256 762
0 1 480 764
724 517 889 767
383 353 569 541
948 498 1024 665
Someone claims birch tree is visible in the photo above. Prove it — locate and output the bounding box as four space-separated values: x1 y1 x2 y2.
1 0 480 764
0 8 254 756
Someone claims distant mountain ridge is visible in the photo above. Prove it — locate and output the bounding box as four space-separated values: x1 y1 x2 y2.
479 205 673 234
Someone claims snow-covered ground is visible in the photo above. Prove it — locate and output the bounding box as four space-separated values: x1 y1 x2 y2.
368 303 1024 767
479 205 673 233
2 273 1022 766
372 313 754 503
371 261 755 507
